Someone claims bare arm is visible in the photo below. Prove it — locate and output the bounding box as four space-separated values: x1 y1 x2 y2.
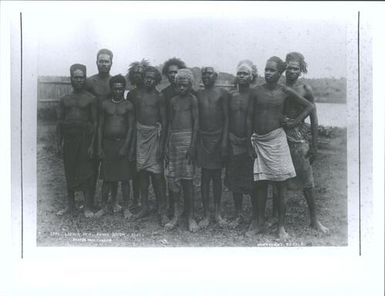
304 85 319 161
221 89 230 154
89 97 97 152
246 91 255 157
191 95 199 161
56 98 65 154
159 94 167 159
283 86 314 126
98 102 105 158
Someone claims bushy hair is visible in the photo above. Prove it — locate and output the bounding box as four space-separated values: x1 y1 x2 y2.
162 57 186 76
70 63 86 76
109 74 127 88
267 56 287 74
144 66 162 85
97 48 113 60
127 59 150 84
285 52 308 74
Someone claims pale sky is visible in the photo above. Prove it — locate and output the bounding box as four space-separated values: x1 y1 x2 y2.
23 2 351 79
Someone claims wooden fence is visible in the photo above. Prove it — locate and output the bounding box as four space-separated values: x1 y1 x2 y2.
37 76 234 102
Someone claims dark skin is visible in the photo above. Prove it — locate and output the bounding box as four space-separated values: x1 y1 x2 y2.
227 68 255 228
246 60 314 239
280 60 329 233
197 67 230 228
95 82 135 219
131 71 168 225
164 78 199 232
56 69 97 218
84 53 113 212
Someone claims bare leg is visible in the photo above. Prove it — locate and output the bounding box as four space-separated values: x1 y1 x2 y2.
230 192 243 228
199 168 211 228
134 171 150 219
131 174 140 209
255 181 268 233
56 188 75 216
95 181 110 218
212 169 227 226
122 181 133 219
151 173 169 226
182 179 199 232
165 189 180 230
246 182 263 237
304 187 329 233
276 181 289 240
83 185 94 218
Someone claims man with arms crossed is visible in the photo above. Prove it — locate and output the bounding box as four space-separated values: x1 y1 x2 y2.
56 64 97 218
247 56 314 239
196 66 230 228
95 75 135 219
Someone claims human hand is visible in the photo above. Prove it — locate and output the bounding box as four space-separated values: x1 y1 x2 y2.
98 148 104 160
281 116 297 128
88 145 94 159
56 142 63 157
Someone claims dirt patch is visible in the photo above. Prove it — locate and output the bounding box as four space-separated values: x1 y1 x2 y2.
37 121 347 247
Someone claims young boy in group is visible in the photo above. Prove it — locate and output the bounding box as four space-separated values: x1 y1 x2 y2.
225 61 256 228
129 66 169 226
164 69 199 232
247 56 314 239
56 64 97 218
95 75 135 219
196 66 230 228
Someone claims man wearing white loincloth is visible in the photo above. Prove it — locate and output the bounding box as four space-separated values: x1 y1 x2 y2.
246 56 314 239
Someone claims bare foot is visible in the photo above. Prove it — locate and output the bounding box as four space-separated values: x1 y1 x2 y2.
112 203 122 213
56 206 73 216
94 208 107 218
198 217 210 229
188 218 199 233
133 207 150 220
229 217 242 229
159 214 170 227
84 209 94 218
215 215 228 228
165 217 178 230
311 220 329 234
278 226 290 240
245 220 257 237
123 209 134 220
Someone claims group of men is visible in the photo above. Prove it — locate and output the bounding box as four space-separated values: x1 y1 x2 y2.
56 48 329 239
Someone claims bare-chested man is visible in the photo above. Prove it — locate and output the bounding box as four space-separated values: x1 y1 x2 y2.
85 48 114 209
247 56 314 239
196 67 229 228
161 57 188 216
95 75 135 219
283 52 329 233
130 66 169 226
56 64 97 218
164 69 199 232
225 61 256 228
125 59 150 210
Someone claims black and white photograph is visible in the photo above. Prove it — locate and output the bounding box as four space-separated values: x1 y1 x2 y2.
1 1 384 295
32 4 349 248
